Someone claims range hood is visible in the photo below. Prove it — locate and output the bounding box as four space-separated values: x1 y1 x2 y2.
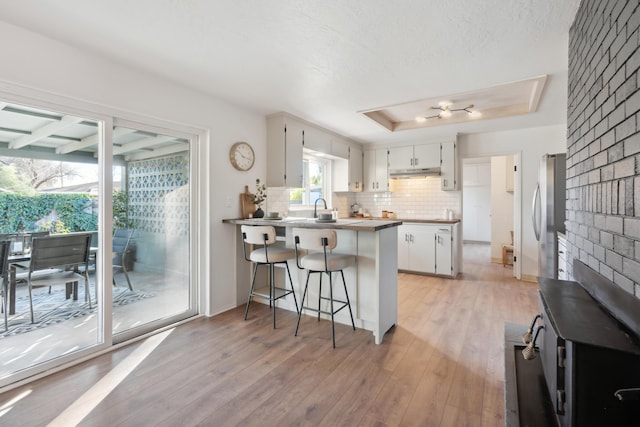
388 167 441 179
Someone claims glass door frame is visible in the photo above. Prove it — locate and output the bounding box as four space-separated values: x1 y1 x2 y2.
0 84 204 389
110 117 200 344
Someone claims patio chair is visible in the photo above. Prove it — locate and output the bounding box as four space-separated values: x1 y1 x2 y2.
24 233 92 323
0 231 51 256
1 240 9 331
113 229 134 291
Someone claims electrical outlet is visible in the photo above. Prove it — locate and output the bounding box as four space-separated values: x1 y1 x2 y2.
225 196 232 208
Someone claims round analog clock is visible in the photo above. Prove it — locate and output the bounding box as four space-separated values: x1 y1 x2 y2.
229 141 255 171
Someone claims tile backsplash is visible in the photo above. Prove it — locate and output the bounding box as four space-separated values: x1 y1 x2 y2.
267 176 461 220
353 177 461 219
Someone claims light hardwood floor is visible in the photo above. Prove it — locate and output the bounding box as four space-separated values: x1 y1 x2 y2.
0 243 537 426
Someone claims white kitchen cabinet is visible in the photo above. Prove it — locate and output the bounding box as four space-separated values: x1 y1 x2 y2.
303 126 331 154
363 148 389 192
397 224 436 274
388 143 440 171
267 113 303 188
387 146 414 170
435 227 453 276
398 222 460 277
332 139 363 192
348 144 363 191
413 144 441 169
330 136 350 159
440 141 458 191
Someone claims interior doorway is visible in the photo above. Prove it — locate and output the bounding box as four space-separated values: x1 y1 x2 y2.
462 154 520 278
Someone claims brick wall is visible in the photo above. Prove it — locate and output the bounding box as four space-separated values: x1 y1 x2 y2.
567 0 640 296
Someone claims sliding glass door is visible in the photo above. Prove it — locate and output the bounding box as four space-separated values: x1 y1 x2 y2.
0 100 198 387
110 123 195 341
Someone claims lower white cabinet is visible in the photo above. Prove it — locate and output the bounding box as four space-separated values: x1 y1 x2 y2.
398 222 459 277
435 227 453 276
398 224 436 274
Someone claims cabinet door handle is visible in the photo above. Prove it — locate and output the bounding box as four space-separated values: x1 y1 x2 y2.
410 158 413 166
405 233 409 242
410 234 414 243
414 157 418 166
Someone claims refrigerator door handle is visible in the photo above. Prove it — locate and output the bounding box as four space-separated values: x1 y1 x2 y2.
532 183 541 241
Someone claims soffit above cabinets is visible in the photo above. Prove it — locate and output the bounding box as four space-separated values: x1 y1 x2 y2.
359 75 547 132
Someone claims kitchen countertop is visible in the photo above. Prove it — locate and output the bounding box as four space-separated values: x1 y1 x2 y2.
222 217 403 232
349 217 461 224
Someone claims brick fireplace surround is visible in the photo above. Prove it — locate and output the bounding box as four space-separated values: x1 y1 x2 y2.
566 0 640 296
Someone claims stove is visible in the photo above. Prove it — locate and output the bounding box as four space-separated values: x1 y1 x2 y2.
506 260 640 426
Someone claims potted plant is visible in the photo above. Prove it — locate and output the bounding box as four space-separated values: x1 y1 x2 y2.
253 179 267 218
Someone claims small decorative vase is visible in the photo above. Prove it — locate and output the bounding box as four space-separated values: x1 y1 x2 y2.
253 207 264 218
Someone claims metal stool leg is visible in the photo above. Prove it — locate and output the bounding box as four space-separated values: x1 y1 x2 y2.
244 262 259 320
317 272 323 321
341 270 356 330
270 263 276 328
328 271 336 348
285 262 299 314
295 270 312 337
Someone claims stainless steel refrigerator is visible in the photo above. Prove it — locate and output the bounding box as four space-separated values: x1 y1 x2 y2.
532 153 566 279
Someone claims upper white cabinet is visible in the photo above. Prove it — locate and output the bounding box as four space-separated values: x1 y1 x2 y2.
413 144 441 169
348 144 363 192
387 146 414 170
440 141 458 191
267 113 303 188
332 139 363 193
364 148 389 192
267 112 368 191
388 144 440 171
330 136 350 159
303 127 331 154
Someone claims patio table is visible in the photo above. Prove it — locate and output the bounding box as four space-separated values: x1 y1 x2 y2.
6 247 97 315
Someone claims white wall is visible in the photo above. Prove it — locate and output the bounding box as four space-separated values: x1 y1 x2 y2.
458 125 566 280
490 156 514 261
0 21 265 315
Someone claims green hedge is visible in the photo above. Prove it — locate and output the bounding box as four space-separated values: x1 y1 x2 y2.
0 193 98 233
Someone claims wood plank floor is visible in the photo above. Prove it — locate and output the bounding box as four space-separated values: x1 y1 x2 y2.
0 243 538 426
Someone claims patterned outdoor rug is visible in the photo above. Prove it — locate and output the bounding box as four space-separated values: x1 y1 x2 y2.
1 287 154 338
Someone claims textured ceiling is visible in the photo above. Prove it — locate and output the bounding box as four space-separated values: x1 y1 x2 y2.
0 0 581 145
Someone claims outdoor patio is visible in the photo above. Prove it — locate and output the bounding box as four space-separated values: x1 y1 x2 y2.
0 268 190 379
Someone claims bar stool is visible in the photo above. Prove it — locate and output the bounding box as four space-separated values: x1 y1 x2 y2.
292 228 356 348
241 225 299 328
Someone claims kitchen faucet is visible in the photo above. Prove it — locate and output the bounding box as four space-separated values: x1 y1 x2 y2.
313 198 327 218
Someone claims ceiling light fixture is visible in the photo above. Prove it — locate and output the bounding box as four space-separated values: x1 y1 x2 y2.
419 103 477 120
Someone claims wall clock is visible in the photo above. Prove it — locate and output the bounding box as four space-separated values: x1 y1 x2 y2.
229 141 255 171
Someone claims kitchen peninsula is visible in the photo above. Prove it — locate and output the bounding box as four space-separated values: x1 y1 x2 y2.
223 217 402 344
